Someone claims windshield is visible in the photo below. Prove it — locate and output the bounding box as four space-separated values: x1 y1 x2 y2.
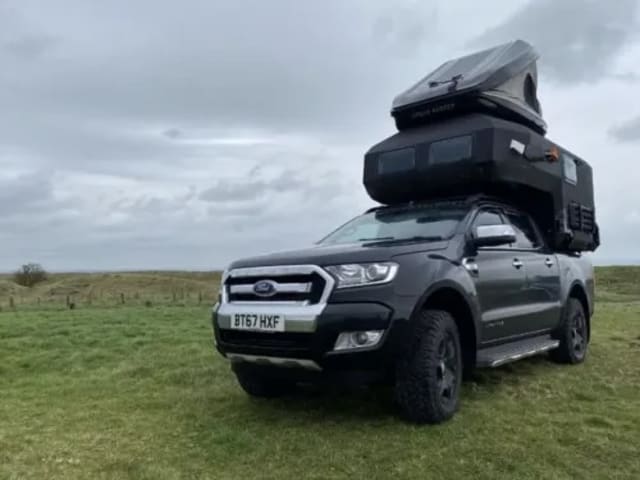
319 204 468 246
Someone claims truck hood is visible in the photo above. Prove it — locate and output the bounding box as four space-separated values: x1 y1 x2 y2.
228 240 449 269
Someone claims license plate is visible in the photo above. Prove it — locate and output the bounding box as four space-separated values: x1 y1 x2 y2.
230 313 285 332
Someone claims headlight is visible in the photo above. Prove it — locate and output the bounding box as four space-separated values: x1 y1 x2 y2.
324 262 398 289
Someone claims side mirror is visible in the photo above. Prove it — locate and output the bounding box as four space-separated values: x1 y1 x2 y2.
473 225 516 247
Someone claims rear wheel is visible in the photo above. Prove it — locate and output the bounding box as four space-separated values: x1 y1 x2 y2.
551 298 588 364
233 364 296 398
394 310 462 424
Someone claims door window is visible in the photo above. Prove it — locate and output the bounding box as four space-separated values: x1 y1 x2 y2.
505 211 541 249
472 210 503 227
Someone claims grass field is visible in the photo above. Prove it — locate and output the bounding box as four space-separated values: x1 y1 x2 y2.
1 268 639 479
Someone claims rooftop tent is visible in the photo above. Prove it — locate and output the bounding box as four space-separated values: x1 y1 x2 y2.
391 40 547 134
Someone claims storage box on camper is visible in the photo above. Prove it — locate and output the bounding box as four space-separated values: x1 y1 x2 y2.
363 114 599 252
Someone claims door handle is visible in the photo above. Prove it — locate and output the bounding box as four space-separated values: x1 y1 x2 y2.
512 258 523 269
462 257 479 275
545 258 554 267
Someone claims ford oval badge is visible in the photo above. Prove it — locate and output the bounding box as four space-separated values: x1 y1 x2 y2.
253 280 277 297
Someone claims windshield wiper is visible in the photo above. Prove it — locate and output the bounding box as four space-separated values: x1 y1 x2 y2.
358 236 395 242
402 235 444 242
358 235 444 243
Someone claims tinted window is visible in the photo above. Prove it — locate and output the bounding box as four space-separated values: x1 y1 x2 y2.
429 135 472 165
377 148 415 174
563 153 578 184
473 210 503 227
505 212 540 249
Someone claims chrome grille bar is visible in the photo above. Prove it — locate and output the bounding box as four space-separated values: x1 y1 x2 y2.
229 282 312 295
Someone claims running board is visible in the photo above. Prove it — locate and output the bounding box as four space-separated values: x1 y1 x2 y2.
477 335 560 368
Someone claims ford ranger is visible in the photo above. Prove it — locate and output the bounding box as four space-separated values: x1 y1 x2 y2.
211 195 594 423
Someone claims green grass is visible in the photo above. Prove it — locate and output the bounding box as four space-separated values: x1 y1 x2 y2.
1 270 639 479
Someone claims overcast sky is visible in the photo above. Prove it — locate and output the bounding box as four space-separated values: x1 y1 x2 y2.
1 0 639 271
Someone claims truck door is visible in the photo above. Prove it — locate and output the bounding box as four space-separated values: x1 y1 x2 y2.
466 208 529 343
503 209 563 332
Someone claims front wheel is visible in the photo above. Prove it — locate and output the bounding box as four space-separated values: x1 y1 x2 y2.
394 309 463 424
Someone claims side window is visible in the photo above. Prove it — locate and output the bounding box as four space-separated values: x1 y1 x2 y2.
563 153 578 185
472 210 504 228
505 211 540 249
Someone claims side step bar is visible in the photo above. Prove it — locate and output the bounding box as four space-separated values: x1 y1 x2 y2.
477 335 560 368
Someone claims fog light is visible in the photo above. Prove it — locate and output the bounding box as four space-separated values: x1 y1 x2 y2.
333 330 384 351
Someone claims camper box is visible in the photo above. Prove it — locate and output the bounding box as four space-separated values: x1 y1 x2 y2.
363 114 599 252
391 40 547 134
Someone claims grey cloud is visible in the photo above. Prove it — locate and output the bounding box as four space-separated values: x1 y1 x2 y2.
0 0 638 270
372 4 437 56
207 203 264 218
474 0 640 84
609 116 640 143
613 72 640 83
199 168 345 203
2 33 58 60
0 1 394 138
163 128 183 140
199 179 268 203
0 173 55 216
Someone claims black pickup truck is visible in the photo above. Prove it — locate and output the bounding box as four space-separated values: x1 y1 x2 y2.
212 196 594 423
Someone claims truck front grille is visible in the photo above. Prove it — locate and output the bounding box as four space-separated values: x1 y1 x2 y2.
223 265 334 305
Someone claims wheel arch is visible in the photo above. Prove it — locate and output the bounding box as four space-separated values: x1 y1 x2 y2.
568 281 591 340
412 281 480 373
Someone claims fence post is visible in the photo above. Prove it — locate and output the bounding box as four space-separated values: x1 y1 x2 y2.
9 296 15 309
198 292 203 304
66 295 71 307
120 293 125 304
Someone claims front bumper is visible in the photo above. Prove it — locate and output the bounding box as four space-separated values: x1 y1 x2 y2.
213 302 409 375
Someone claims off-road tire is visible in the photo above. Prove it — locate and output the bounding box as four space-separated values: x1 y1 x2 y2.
395 309 463 424
551 297 589 364
233 365 296 398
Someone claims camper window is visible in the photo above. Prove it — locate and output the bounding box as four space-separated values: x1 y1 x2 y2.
563 153 578 185
429 135 472 165
377 148 415 175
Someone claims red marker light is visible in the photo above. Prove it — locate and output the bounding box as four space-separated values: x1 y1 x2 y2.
546 145 560 162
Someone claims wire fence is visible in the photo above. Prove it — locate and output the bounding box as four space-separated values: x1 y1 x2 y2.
0 288 219 312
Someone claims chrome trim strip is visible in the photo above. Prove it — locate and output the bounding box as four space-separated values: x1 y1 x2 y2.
227 353 322 371
226 300 309 306
229 282 312 295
